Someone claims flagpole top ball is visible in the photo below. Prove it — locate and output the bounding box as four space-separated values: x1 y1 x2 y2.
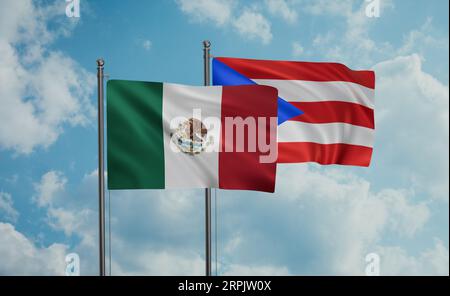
203 40 211 48
96 59 105 67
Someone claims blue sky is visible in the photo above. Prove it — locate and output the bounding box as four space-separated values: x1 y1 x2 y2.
0 0 448 275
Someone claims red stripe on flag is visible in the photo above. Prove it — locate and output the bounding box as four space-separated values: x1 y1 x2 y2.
278 142 373 167
289 101 375 129
219 85 278 193
216 57 375 89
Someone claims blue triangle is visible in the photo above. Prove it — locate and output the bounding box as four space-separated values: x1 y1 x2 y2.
212 58 303 125
277 97 303 124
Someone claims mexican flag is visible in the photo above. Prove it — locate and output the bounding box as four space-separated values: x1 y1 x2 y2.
107 80 278 193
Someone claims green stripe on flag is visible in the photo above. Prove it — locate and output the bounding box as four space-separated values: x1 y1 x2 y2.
107 80 165 189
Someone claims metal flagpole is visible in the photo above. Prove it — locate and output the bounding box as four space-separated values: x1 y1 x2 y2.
203 40 212 276
97 58 106 276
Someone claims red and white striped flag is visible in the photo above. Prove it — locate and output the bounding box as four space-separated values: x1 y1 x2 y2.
213 57 375 167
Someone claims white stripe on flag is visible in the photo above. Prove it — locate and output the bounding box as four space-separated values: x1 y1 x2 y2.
162 83 222 188
278 121 374 147
253 79 374 109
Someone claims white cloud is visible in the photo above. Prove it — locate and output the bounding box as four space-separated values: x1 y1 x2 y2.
302 0 354 17
376 239 449 275
47 207 96 246
264 165 435 275
108 236 290 276
13 158 444 276
0 192 19 223
291 41 304 57
176 0 273 44
0 0 95 154
395 17 450 80
176 0 234 26
265 0 297 23
94 164 442 275
379 189 430 237
308 0 394 66
398 17 449 57
373 54 449 201
0 0 54 44
233 10 273 44
111 247 205 275
223 264 290 275
306 2 447 77
33 171 67 207
0 170 98 276
53 171 290 275
32 170 97 250
0 222 67 275
30 52 95 127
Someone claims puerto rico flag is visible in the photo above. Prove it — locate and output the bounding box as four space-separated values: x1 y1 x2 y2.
212 57 375 167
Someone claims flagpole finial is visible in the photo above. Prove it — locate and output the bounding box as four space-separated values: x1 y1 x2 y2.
203 40 211 48
97 58 105 67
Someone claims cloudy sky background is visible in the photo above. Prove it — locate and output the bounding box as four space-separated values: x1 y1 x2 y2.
0 0 448 275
